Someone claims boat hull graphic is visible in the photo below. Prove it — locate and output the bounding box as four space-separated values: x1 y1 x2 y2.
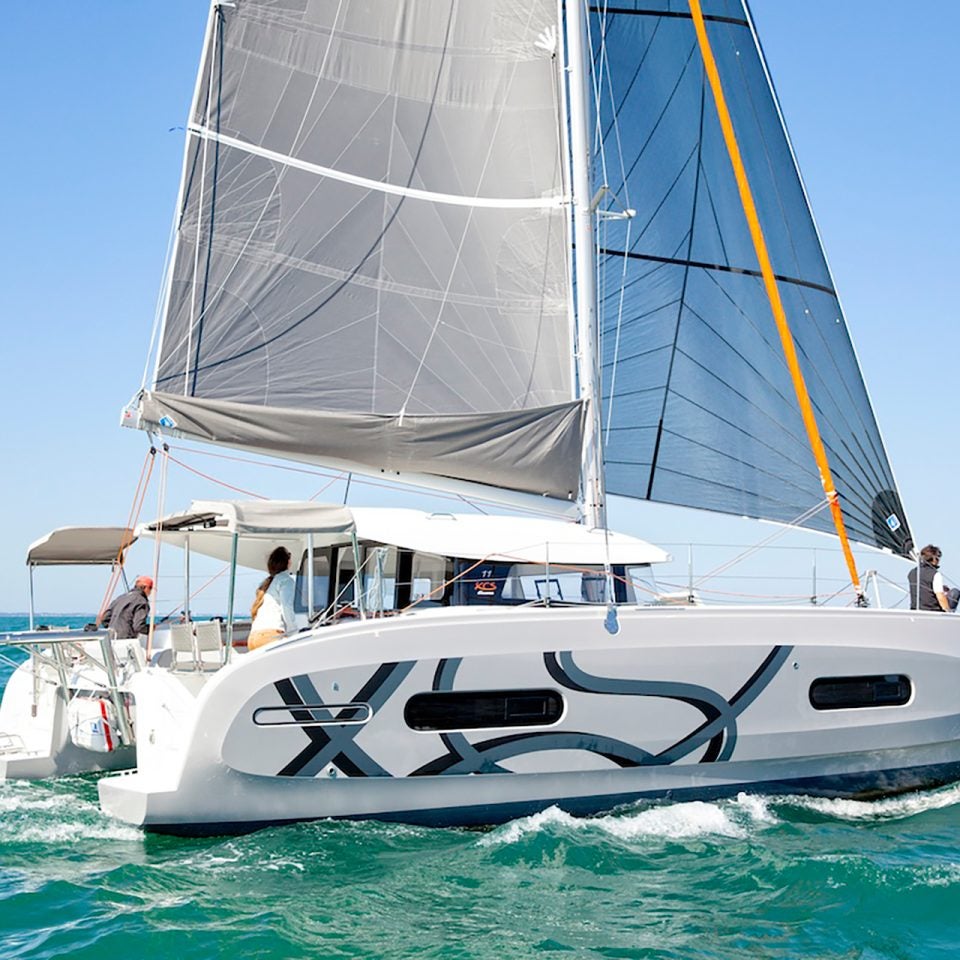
98 605 960 834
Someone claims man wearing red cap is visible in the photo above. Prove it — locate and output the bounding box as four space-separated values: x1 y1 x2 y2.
99 575 154 639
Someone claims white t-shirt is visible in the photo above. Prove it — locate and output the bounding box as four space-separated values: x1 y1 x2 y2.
933 570 945 595
251 572 296 633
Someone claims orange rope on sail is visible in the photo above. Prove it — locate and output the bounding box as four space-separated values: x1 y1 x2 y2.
687 0 863 598
97 447 157 622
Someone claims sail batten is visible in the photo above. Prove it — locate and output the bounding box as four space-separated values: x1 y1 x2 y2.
187 123 569 209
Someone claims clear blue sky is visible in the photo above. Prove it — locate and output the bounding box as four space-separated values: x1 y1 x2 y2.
1 2 957 614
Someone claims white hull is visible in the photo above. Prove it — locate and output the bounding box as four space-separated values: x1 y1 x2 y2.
98 606 960 834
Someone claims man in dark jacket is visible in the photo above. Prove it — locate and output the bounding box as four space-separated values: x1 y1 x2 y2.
100 576 154 638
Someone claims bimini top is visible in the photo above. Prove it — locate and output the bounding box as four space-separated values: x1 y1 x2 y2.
26 527 137 566
139 500 668 567
142 500 355 537
349 508 668 565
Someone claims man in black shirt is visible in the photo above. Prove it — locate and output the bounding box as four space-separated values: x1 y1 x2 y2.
100 575 154 638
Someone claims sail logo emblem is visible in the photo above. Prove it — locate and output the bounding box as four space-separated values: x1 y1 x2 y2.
886 514 901 532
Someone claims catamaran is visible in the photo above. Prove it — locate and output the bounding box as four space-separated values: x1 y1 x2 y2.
83 0 960 833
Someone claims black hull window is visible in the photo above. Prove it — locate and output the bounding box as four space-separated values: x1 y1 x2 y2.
809 675 911 710
405 689 563 731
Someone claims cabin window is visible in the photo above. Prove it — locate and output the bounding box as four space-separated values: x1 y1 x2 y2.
809 675 912 710
404 689 564 731
626 564 656 603
453 563 633 605
333 547 357 606
294 548 332 614
362 546 397 614
407 553 450 607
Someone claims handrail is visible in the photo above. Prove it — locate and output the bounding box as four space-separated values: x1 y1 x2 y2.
0 628 138 745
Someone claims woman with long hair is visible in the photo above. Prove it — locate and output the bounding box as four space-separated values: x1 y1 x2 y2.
248 546 296 650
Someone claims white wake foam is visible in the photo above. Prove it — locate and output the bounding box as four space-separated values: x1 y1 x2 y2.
786 782 960 821
480 794 778 847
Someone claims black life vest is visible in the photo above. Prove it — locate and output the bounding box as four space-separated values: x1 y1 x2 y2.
908 561 942 611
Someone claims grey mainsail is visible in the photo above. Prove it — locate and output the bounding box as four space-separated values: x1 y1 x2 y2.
141 0 581 500
591 0 912 554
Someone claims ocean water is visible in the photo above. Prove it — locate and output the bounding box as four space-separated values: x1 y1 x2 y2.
1 617 958 959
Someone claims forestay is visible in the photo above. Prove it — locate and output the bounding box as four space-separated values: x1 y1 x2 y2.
591 0 912 555
141 0 581 501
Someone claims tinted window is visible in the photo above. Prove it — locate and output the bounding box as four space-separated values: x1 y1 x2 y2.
295 549 332 614
405 689 563 731
809 675 911 710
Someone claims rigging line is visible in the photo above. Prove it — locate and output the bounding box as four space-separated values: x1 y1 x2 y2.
593 2 633 446
308 472 347 502
586 5 609 186
187 7 223 395
688 0 862 596
97 448 157 623
595 247 835 296
187 127 567 211
165 453 270 500
603 216 632 445
599 2 633 211
164 442 564 520
159 566 230 625
692 499 830 587
588 7 748 27
147 445 171 661
190 10 226 396
646 70 708 499
141 197 179 392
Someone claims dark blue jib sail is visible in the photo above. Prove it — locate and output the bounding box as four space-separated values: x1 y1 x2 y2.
590 0 911 556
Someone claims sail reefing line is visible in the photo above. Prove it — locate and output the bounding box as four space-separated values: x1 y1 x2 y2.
686 0 863 598
187 125 569 211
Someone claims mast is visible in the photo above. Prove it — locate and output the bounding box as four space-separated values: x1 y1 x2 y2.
565 0 606 530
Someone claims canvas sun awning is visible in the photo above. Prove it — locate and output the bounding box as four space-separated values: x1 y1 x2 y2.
26 527 137 567
139 500 668 568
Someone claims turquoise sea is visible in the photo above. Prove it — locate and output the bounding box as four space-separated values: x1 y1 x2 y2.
1 615 958 959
